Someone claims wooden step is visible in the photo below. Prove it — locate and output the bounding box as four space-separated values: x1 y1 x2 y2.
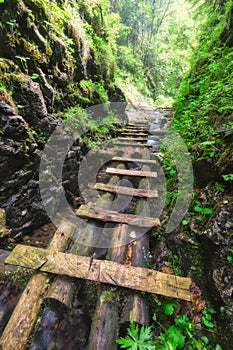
123 129 148 133
121 133 148 137
93 183 158 198
114 142 152 147
118 137 148 141
112 156 156 164
127 125 148 130
76 205 160 227
5 244 192 300
105 167 157 178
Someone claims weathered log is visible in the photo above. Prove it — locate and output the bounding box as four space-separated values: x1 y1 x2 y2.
86 288 119 350
0 221 75 350
87 163 129 350
121 167 156 325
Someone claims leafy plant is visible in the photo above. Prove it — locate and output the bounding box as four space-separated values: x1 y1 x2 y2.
31 73 39 80
116 322 155 350
222 174 233 181
226 248 233 264
163 299 179 316
201 306 215 328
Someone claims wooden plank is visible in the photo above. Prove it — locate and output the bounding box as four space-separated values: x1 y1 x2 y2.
112 156 156 165
117 137 148 141
76 205 160 228
105 167 157 178
114 142 152 147
93 183 158 198
121 133 148 137
0 222 76 350
127 124 148 127
5 245 192 301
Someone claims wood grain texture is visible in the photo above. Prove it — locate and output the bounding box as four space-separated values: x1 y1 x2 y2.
93 183 158 198
106 167 157 178
121 130 148 134
5 245 192 300
114 141 152 147
117 137 148 141
112 156 156 164
76 205 160 227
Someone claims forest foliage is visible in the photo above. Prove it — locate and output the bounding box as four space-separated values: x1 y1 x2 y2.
110 0 198 102
173 0 233 176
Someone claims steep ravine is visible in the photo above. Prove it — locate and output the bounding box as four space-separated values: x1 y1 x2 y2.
0 0 125 235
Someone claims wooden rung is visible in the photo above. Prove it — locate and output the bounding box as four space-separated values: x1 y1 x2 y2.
112 156 156 164
127 125 148 129
121 133 148 137
114 142 152 147
76 205 160 227
105 167 157 178
93 183 158 198
5 245 192 300
118 137 148 141
123 129 148 133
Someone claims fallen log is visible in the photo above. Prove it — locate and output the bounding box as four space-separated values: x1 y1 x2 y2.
87 162 129 350
121 167 157 326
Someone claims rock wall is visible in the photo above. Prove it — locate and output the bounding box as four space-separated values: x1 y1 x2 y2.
0 0 125 235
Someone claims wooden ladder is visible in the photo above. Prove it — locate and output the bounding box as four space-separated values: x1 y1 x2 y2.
0 122 192 350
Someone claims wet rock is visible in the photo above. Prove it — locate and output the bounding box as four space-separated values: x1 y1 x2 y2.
1 115 29 140
193 157 218 187
200 200 233 347
0 100 16 116
20 80 48 119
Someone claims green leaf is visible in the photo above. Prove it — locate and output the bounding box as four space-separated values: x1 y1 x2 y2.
193 205 202 213
165 325 185 349
202 315 214 328
182 219 188 226
31 73 39 80
163 300 179 316
116 322 154 350
0 0 5 3
200 141 215 145
201 336 209 344
202 208 212 215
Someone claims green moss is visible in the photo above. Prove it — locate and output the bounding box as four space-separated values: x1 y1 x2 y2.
4 267 34 289
21 38 45 63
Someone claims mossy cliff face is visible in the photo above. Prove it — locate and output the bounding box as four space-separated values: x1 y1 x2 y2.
172 2 233 346
0 0 125 234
